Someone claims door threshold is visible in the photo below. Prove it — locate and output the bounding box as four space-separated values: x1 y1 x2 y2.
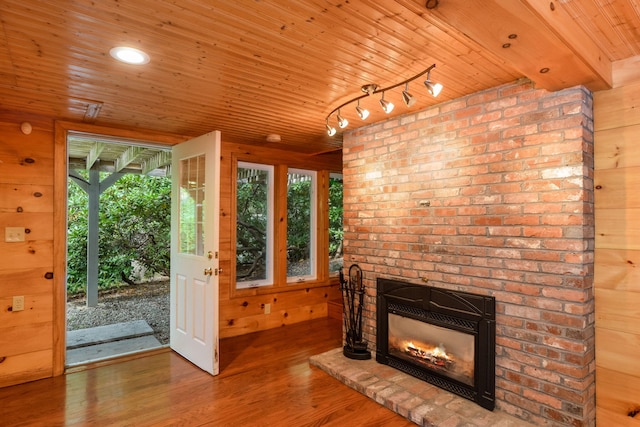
65 345 170 374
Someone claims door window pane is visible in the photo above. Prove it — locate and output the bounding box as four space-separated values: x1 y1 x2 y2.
236 162 273 288
287 169 316 282
179 155 205 256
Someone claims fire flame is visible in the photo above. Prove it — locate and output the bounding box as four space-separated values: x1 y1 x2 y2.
405 341 451 360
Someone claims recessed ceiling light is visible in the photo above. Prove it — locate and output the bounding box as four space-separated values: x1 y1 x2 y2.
109 46 150 65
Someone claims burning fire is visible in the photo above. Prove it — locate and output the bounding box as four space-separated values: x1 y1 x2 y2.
404 341 454 369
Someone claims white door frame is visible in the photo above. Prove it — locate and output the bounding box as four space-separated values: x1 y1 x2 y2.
53 122 189 375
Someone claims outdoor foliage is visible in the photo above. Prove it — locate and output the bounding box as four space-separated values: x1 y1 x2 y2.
67 173 171 294
236 169 269 281
287 175 312 265
328 177 344 258
236 170 344 280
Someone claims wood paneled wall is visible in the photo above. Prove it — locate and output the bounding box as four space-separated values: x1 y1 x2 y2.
0 117 341 388
593 66 640 424
218 143 342 339
0 116 56 387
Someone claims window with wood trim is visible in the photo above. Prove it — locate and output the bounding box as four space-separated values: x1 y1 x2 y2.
286 169 317 283
235 162 274 289
328 173 343 275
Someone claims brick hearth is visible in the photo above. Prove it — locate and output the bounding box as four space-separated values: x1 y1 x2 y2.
311 348 535 426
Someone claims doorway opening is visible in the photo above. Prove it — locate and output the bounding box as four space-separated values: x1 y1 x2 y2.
65 132 172 367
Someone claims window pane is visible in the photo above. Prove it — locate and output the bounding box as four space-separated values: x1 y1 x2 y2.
287 169 316 282
329 174 343 274
236 163 273 288
179 155 205 255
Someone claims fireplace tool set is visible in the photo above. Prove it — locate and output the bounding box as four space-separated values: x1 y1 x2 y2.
339 264 371 360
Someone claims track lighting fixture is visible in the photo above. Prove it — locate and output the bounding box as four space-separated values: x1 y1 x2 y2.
324 63 442 136
402 82 416 107
337 110 349 128
379 92 394 113
361 84 378 95
424 70 443 97
355 99 369 120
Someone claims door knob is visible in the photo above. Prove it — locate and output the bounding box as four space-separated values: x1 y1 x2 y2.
204 268 213 276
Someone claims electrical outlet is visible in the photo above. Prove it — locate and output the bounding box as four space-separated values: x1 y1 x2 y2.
5 227 25 242
264 303 271 314
12 296 25 312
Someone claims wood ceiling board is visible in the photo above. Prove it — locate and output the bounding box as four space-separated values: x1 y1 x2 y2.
429 0 612 91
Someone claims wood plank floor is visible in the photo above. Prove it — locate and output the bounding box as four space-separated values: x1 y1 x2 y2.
0 318 415 426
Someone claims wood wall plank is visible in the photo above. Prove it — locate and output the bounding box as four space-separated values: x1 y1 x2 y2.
594 125 640 170
595 248 640 292
0 213 54 240
0 124 54 186
0 184 54 213
220 302 330 338
0 241 53 270
0 349 53 388
0 294 53 328
594 208 640 250
594 80 640 131
594 167 640 208
595 327 640 377
0 322 53 357
596 289 640 334
596 367 640 424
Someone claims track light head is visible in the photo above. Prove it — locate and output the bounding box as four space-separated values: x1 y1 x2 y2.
356 99 370 120
380 92 394 113
424 71 443 97
337 110 349 128
326 119 336 136
402 83 416 107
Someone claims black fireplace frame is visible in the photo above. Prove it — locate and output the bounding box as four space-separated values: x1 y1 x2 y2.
376 278 496 411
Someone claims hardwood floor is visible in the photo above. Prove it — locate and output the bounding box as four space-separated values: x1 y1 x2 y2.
0 318 415 426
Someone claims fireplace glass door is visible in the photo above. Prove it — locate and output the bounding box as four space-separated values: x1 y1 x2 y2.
388 313 475 386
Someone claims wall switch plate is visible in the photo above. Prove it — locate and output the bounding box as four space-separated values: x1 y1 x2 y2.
264 303 271 314
13 296 25 312
5 227 26 242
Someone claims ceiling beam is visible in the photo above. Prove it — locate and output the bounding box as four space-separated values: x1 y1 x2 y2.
86 142 105 171
114 146 144 172
519 0 612 89
429 0 612 92
142 150 172 175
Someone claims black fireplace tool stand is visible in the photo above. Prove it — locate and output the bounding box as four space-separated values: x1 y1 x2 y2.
339 264 371 360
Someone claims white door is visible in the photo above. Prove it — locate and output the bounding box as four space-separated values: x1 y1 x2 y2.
170 131 221 375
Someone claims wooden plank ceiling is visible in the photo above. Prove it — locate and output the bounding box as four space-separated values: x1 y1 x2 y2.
1 0 639 156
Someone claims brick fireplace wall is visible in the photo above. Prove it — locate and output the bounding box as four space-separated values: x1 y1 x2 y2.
342 81 595 426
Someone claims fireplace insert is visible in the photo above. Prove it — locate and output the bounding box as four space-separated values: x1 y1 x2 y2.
376 278 496 410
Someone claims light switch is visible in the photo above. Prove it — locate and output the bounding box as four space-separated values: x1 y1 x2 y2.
5 227 26 242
